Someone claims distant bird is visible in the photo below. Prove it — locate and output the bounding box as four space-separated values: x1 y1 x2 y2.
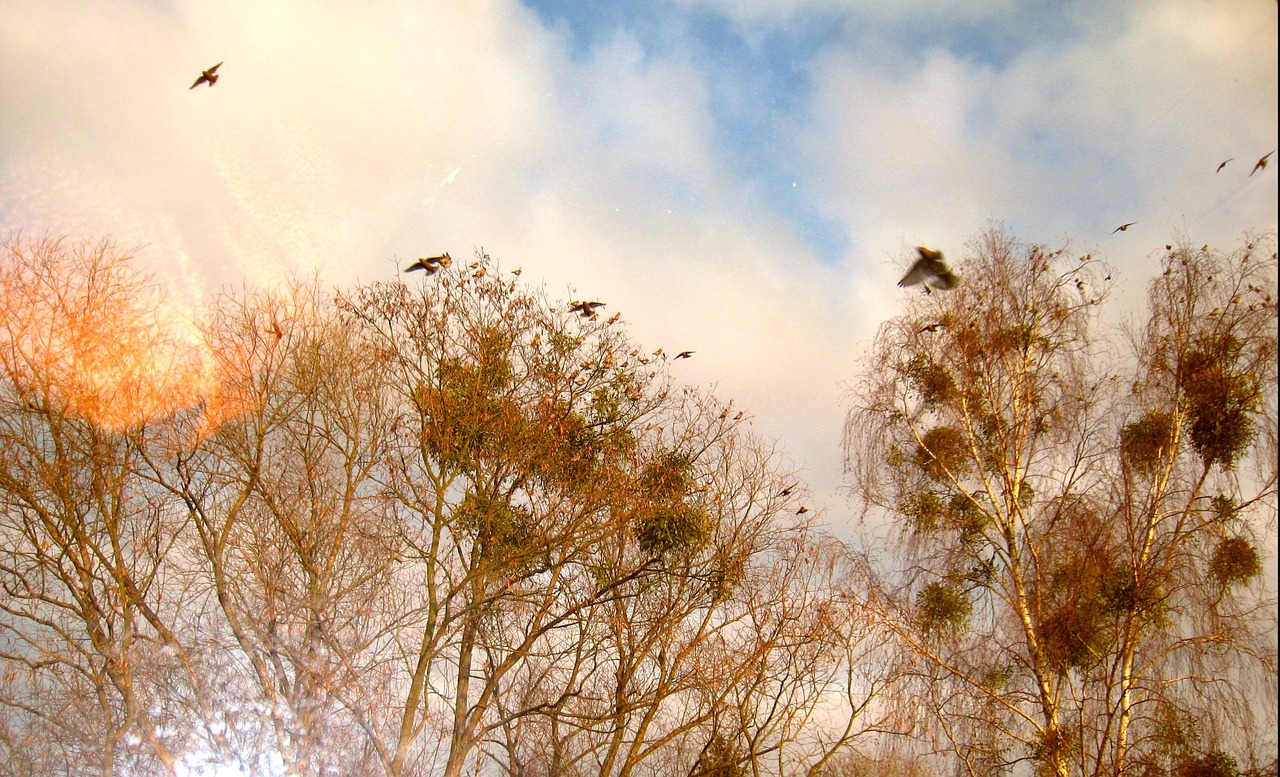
796 506 809 515
190 62 222 89
732 411 743 421
918 322 945 333
898 246 959 292
777 485 795 497
1112 222 1136 234
568 301 605 318
404 253 452 273
1216 158 1233 173
674 351 694 360
1251 151 1274 176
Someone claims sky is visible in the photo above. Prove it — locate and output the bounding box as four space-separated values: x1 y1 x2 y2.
1 0 1277 534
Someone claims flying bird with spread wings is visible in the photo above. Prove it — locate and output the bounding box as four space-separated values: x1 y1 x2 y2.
1251 151 1274 176
898 246 959 292
404 253 452 274
1216 158 1233 173
568 301 606 318
674 350 694 360
1112 222 1136 234
190 62 222 89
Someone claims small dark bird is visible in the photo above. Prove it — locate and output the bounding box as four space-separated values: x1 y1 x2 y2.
1112 222 1136 234
777 485 794 497
190 62 222 89
568 301 605 318
1251 151 1274 176
796 506 809 515
1216 158 1233 173
674 351 694 360
732 411 743 420
404 253 452 273
898 246 959 291
918 322 944 333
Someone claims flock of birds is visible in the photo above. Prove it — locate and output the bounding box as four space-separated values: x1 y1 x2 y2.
190 58 1271 386
893 149 1275 294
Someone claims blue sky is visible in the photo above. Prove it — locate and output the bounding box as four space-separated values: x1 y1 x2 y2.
1 0 1276 526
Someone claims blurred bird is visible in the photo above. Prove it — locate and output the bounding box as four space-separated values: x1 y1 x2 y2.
190 62 222 89
796 506 809 515
732 411 743 421
918 322 945 333
568 301 605 318
405 254 452 274
674 351 694 360
1251 151 1274 176
777 485 795 497
898 246 959 291
1112 222 1136 234
1216 158 1232 173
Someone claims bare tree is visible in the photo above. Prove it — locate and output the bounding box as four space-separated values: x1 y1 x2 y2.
0 236 201 775
844 228 1277 777
1 237 894 776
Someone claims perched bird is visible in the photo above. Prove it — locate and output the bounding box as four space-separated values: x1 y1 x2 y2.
190 62 222 89
1112 222 1137 234
568 301 605 318
1251 151 1274 176
1216 158 1233 173
732 411 744 421
404 253 452 273
674 351 694 360
898 246 959 292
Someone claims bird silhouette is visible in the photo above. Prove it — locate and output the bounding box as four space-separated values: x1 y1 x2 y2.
1216 158 1233 173
1251 151 1274 176
190 62 222 89
404 253 452 273
1112 222 1136 234
899 246 959 291
568 301 605 318
674 351 694 360
918 322 945 333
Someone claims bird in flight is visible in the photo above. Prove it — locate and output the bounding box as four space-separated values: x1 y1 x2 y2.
674 350 694 360
568 301 605 318
1251 151 1274 176
899 246 959 292
1216 158 1233 173
190 62 222 89
1112 222 1136 234
918 322 945 333
404 253 452 274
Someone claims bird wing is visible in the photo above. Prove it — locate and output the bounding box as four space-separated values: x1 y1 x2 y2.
208 62 223 74
189 75 207 89
898 258 931 287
